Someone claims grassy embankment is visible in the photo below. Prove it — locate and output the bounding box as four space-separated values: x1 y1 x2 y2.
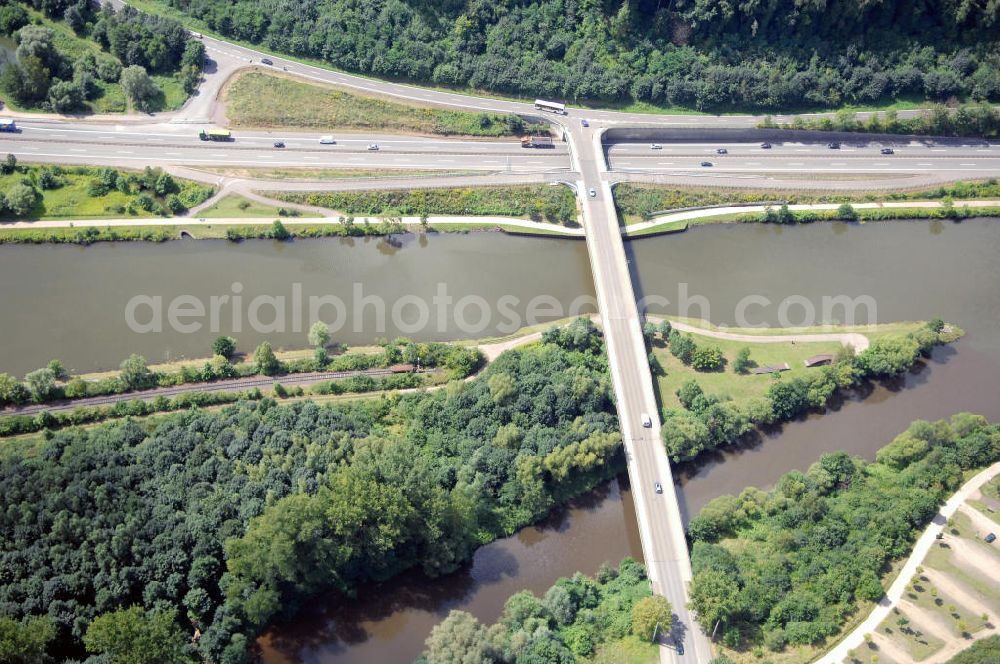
272 184 578 224
223 69 549 137
614 180 1000 235
0 10 186 113
196 194 319 219
649 318 929 411
196 167 480 180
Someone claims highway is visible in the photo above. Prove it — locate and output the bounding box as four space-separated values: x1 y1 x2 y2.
0 121 572 172
607 140 1000 174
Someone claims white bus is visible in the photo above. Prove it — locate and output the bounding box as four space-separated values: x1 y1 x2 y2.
534 99 566 115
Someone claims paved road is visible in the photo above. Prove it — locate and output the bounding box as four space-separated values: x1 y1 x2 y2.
570 124 714 663
0 121 572 172
607 140 1000 174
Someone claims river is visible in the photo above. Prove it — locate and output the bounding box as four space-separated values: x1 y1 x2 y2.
2 219 998 662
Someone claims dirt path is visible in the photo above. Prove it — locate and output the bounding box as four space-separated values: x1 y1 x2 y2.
647 316 870 352
869 632 909 663
899 599 958 643
922 568 999 621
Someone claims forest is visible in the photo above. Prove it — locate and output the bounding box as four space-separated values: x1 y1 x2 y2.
686 413 1000 654
0 0 203 112
149 0 1000 111
415 558 661 663
0 318 624 663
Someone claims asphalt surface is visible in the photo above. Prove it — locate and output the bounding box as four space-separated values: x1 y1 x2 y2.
572 124 714 663
0 121 572 172
607 140 1000 174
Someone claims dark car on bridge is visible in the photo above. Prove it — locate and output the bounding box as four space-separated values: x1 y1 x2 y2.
654 481 663 493
716 148 728 154
701 161 713 167
261 58 273 66
273 141 285 148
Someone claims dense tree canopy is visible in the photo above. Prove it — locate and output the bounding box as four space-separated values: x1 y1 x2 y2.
154 0 1000 110
417 558 652 663
687 413 1000 653
0 320 621 662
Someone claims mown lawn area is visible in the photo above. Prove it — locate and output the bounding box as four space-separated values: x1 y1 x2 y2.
591 635 658 664
222 70 548 136
197 194 319 218
651 331 844 410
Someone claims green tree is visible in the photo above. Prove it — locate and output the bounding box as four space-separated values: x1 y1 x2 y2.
212 335 237 359
24 367 56 402
0 615 56 662
84 605 192 664
253 341 280 375
308 321 330 348
692 345 724 371
1 153 16 175
837 203 859 220
631 595 673 640
270 219 291 240
733 346 752 374
5 183 37 216
119 354 153 390
119 65 160 112
669 332 697 365
423 610 498 664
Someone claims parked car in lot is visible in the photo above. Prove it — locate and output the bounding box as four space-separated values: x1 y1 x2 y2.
881 147 894 154
654 481 663 494
273 141 285 148
760 142 772 149
716 148 728 154
701 161 713 167
986 532 997 544
367 144 379 151
650 143 662 150
261 58 273 66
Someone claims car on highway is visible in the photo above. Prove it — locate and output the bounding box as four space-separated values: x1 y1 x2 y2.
881 147 894 154
701 161 713 167
261 58 273 66
654 481 663 494
319 136 336 144
588 188 596 198
580 119 589 127
760 142 772 149
641 413 652 427
827 142 841 149
675 639 684 655
716 148 728 154
650 143 662 150
273 141 285 148
367 144 379 151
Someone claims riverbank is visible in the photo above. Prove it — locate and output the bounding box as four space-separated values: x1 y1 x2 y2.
624 200 1000 236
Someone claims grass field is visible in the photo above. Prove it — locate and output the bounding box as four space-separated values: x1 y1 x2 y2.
591 635 658 664
650 332 843 410
222 70 549 137
0 7 189 114
197 195 320 218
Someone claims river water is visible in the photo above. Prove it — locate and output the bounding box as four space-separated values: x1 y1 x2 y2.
2 219 998 662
